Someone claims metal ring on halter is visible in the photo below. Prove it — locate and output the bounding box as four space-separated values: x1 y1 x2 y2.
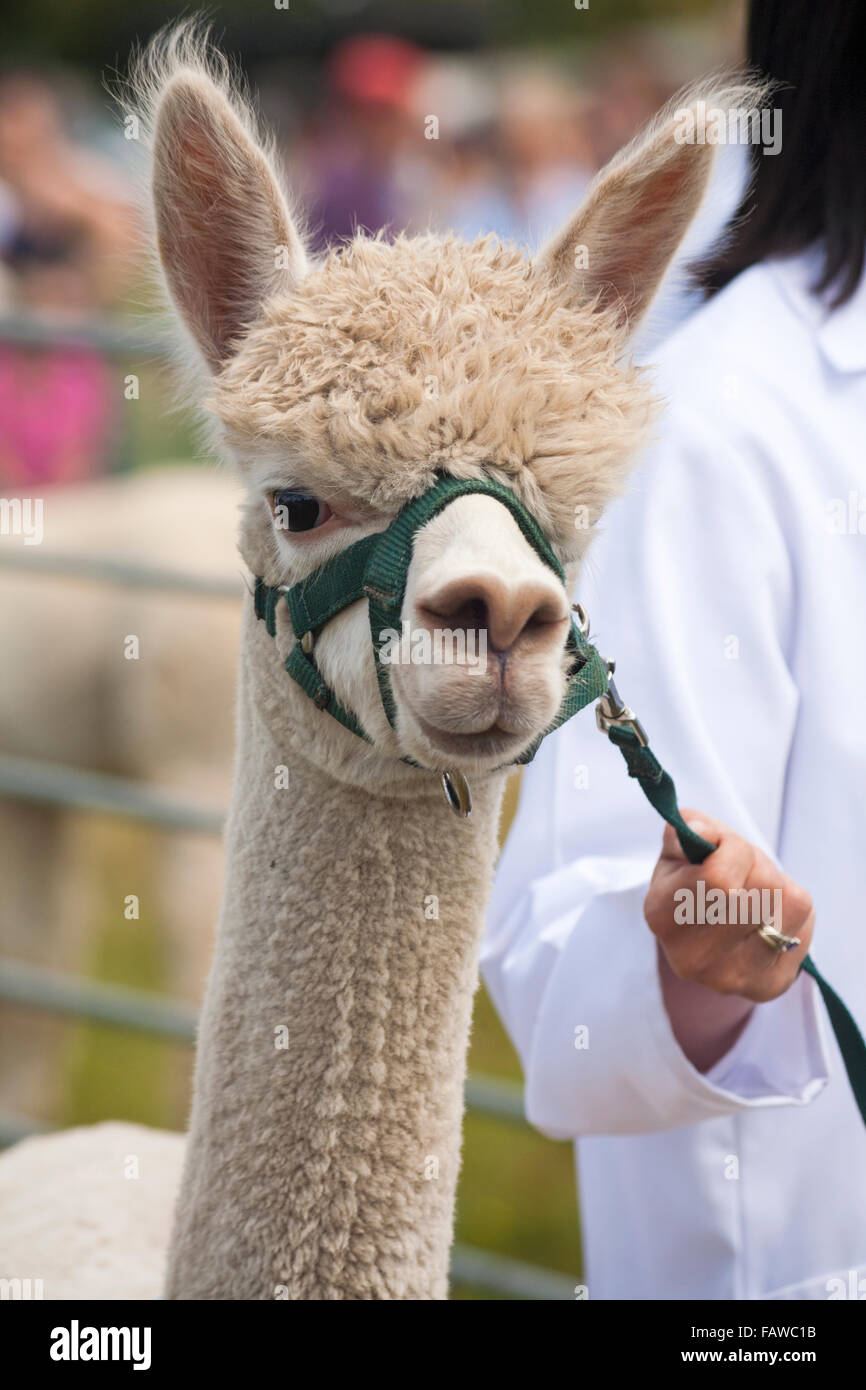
572 602 591 638
441 770 472 819
595 662 649 749
756 923 801 955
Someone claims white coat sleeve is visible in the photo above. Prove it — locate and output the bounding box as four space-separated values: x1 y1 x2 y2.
481 399 830 1139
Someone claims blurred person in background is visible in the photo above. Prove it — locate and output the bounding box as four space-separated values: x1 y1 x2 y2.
582 39 671 170
421 60 593 250
0 72 138 485
409 55 511 242
420 44 741 337
300 34 428 250
585 36 750 351
484 0 866 1300
494 68 593 247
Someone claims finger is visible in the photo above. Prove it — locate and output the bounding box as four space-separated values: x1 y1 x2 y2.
659 810 725 864
655 851 815 995
648 833 758 961
654 827 755 908
679 846 814 997
740 848 814 933
654 842 775 959
708 907 816 1003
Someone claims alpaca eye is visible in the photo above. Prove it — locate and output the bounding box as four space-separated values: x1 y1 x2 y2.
272 491 332 533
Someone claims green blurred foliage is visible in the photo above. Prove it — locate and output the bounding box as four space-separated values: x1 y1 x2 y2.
126 363 200 466
0 0 727 70
58 820 192 1130
458 991 582 1280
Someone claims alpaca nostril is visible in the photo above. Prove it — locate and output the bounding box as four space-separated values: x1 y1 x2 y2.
419 595 489 637
499 593 570 653
417 576 567 654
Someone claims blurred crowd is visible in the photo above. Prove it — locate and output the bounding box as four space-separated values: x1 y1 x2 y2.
283 35 676 251
0 25 731 485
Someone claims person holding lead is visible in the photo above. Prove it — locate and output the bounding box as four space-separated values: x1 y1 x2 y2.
484 0 866 1300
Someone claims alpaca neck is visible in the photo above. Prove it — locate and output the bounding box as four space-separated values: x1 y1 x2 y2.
165 615 504 1299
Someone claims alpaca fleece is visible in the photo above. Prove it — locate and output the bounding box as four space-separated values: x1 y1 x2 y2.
213 233 657 543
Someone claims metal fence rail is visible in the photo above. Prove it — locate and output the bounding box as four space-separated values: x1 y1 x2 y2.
449 1247 575 1302
0 313 173 359
0 548 244 600
0 960 198 1042
0 754 225 834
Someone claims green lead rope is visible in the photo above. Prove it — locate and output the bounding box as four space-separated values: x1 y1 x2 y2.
607 722 866 1130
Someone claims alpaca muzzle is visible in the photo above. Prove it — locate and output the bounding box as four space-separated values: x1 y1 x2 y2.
253 472 609 807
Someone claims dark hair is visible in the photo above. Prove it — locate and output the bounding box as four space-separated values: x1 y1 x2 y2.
699 0 866 306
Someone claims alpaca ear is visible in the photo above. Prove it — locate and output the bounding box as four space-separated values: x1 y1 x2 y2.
152 71 306 370
534 83 749 335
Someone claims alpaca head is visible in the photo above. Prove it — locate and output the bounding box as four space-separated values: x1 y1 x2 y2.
142 29 735 780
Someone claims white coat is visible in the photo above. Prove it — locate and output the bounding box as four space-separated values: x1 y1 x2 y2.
482 249 866 1300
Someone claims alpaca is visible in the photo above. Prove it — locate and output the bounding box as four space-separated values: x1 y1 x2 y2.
0 29 751 1299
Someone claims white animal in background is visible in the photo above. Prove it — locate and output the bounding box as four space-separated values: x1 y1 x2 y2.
0 464 243 1115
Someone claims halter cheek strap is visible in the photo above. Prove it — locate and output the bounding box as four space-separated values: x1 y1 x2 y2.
253 472 866 1133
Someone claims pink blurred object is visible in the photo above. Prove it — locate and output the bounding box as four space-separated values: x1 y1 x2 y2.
0 345 114 485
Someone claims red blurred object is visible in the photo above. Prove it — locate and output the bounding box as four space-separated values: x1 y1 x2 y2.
327 34 427 112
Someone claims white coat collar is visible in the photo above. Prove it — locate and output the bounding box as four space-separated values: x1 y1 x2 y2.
770 247 866 375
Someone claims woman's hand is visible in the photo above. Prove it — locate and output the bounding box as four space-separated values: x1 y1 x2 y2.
644 812 815 1071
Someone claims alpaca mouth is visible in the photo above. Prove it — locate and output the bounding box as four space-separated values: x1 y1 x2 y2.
411 710 528 760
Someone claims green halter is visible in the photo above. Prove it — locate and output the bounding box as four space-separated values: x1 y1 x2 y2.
254 471 866 1130
256 474 607 762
